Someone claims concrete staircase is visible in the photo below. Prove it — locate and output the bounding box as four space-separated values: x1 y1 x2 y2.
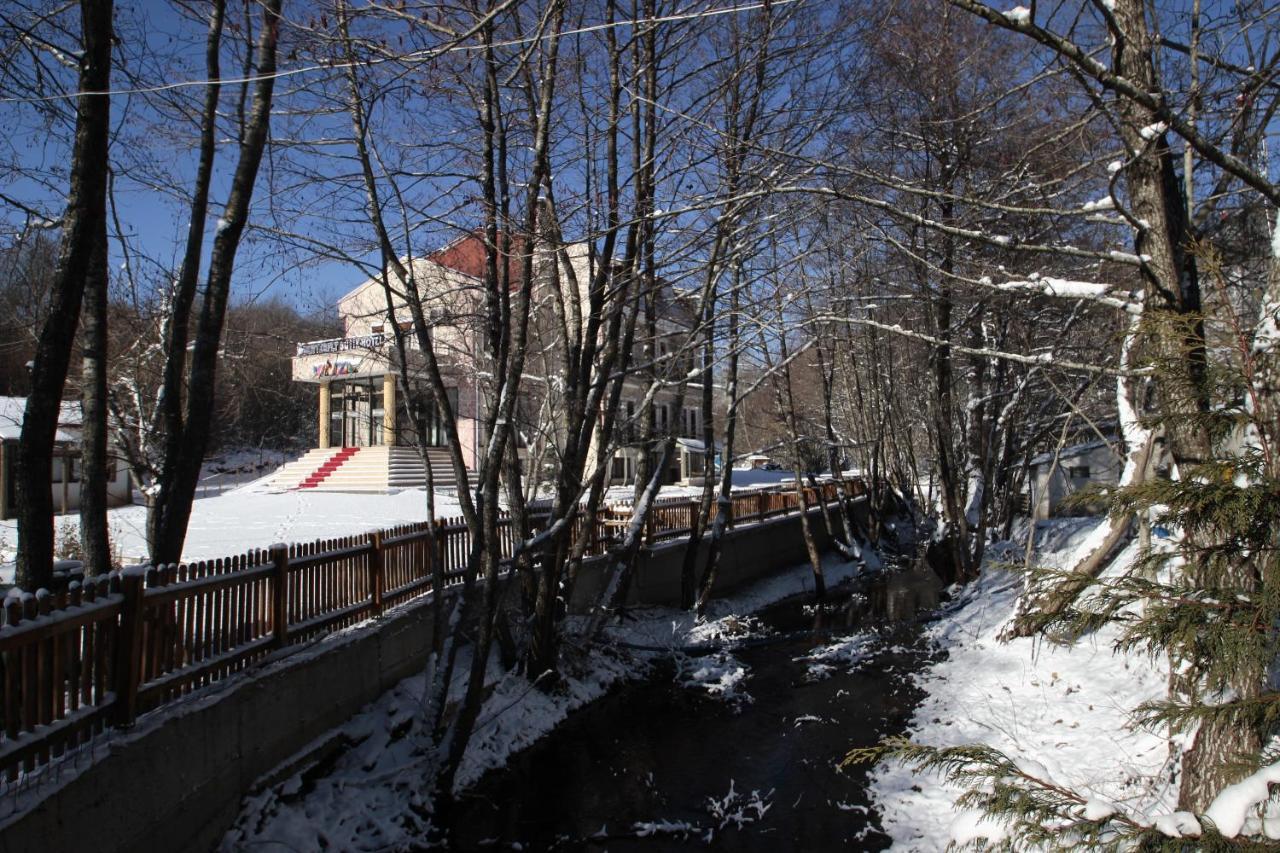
297 447 359 489
388 447 457 489
263 446 458 493
264 448 348 491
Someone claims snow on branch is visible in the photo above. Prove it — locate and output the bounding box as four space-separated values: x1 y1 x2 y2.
1203 760 1280 837
808 314 1143 376
804 185 1148 267
994 275 1143 313
945 0 1280 209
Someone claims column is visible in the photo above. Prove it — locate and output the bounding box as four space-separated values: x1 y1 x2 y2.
0 442 8 520
383 373 396 446
318 382 331 449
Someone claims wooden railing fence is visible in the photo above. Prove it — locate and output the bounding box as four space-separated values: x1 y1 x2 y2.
0 477 865 783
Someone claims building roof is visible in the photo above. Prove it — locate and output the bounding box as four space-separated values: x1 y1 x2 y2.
1030 439 1117 467
0 396 81 443
427 231 531 287
336 232 534 308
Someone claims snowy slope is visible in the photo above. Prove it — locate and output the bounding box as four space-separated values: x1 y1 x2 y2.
223 553 872 850
869 519 1177 849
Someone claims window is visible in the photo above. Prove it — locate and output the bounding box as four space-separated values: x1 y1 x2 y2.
1068 465 1090 479
683 407 699 438
53 455 79 483
611 456 626 481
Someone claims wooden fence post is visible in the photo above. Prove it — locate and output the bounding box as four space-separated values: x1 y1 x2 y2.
4 596 18 780
434 519 446 582
422 523 432 585
270 543 289 648
757 490 766 521
369 532 384 616
113 567 146 728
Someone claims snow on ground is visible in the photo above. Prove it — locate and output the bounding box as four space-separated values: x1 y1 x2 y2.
0 449 467 583
869 518 1177 849
674 651 753 706
796 632 876 682
604 550 876 654
2 461 804 585
0 485 464 574
602 466 822 503
225 551 874 851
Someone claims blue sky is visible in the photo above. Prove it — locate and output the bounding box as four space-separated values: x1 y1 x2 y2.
0 0 368 316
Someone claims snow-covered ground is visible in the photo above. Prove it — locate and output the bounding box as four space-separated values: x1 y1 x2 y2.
870 518 1178 848
602 466 798 503
0 481 464 581
0 464 807 585
223 551 872 851
2 447 450 579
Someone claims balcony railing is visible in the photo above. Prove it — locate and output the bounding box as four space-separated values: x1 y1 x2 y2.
295 333 387 357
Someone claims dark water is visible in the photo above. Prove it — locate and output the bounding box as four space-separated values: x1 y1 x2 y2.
448 564 945 851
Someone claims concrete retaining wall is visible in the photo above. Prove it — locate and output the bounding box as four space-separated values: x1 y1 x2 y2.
0 591 445 853
0 497 864 853
569 499 867 609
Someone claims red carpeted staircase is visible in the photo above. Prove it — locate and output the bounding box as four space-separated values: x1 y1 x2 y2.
296 447 359 489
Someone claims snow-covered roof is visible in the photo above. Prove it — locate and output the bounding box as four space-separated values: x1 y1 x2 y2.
675 437 723 452
1029 439 1116 467
0 396 82 443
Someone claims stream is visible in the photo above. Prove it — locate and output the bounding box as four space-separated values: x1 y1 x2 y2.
449 562 946 851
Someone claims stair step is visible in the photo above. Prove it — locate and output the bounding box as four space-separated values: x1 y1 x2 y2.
261 445 465 493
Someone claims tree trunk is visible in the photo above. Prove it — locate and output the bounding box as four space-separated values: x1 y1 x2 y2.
144 0 226 558
769 311 825 599
149 0 281 566
696 264 743 613
79 221 111 574
14 0 113 591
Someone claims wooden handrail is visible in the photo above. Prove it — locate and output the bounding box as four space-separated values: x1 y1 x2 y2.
0 474 869 781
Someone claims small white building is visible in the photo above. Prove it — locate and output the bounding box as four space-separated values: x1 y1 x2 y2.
0 396 132 519
1028 439 1123 520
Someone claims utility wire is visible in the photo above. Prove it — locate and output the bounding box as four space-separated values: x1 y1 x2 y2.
0 0 800 105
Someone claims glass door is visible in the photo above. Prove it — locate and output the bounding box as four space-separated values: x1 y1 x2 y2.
338 380 382 447
412 383 458 447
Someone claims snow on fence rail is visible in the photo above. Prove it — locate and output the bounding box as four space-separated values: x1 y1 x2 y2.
0 477 865 783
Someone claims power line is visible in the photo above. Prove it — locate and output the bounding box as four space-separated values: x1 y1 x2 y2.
0 0 800 106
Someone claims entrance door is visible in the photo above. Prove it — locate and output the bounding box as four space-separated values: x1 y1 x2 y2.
345 383 370 446
333 378 385 447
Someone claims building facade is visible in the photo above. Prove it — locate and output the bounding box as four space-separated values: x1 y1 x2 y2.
1028 439 1124 519
288 233 714 491
0 396 133 519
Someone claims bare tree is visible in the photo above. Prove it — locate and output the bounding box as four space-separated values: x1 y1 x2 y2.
13 0 113 590
147 0 284 566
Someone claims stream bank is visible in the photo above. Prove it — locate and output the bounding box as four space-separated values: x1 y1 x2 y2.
449 562 945 850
